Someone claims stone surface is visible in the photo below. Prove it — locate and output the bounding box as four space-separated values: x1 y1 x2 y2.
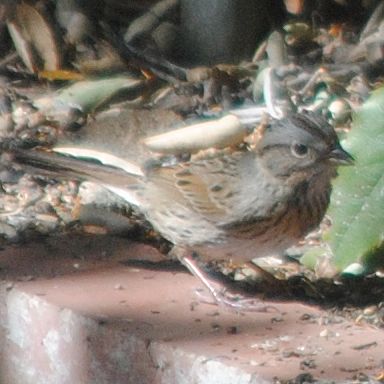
0 235 383 383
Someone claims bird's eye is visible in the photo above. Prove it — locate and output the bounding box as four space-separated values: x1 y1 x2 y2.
291 143 309 158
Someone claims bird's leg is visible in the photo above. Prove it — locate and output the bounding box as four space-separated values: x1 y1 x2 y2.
180 255 278 313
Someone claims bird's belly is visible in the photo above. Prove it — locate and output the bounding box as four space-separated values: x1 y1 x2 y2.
193 231 298 263
147 184 329 263
193 200 320 263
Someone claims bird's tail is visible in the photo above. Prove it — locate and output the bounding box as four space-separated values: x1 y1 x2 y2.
8 148 143 189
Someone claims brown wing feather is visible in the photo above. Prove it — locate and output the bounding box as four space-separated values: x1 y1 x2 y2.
149 153 245 221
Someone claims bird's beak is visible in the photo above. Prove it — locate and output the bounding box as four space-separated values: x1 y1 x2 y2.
328 145 354 165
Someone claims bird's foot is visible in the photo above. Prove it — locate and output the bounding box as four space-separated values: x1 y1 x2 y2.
180 254 278 313
195 287 279 313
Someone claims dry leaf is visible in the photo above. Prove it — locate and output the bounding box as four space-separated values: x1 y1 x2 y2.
8 2 61 72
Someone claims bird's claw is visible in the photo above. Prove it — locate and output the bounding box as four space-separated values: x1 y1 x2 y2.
194 288 279 313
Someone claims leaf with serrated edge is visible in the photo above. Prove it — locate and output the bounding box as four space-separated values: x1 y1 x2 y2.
327 88 384 271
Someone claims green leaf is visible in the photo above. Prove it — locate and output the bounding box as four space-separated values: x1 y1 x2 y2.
33 76 143 120
300 246 328 270
327 87 384 271
53 77 143 113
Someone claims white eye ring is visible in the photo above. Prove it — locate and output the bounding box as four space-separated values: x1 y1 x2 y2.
291 142 309 158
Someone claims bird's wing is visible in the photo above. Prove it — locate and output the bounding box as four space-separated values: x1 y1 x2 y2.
148 152 246 222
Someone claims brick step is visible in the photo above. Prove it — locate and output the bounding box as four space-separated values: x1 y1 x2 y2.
0 235 382 383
